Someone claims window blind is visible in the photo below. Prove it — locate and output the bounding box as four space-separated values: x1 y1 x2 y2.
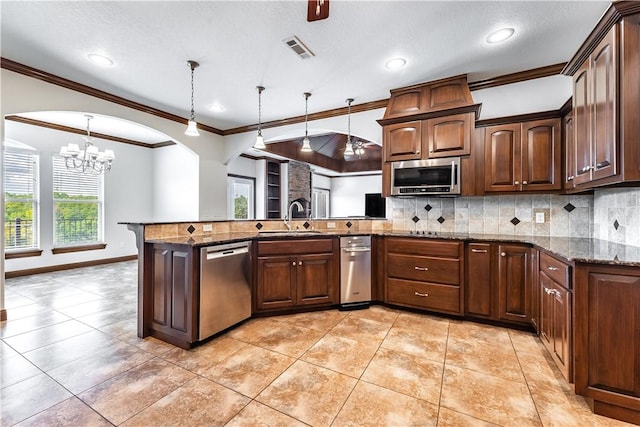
4 148 39 249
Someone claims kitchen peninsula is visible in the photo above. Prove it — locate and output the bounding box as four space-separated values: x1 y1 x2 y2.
125 213 640 425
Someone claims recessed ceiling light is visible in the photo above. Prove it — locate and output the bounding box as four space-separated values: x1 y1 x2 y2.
486 27 515 44
88 53 114 67
208 104 225 113
385 58 407 70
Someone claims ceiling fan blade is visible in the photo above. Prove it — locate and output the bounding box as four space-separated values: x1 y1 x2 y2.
307 0 329 22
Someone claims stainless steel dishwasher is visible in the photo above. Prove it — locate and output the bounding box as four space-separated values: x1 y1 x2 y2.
199 241 251 340
340 236 372 310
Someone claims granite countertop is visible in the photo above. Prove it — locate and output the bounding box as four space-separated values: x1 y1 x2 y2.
143 230 640 267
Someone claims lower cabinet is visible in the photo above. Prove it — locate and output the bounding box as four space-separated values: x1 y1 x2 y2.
538 252 572 382
465 242 531 326
255 238 339 312
145 243 197 348
385 238 463 315
574 263 640 424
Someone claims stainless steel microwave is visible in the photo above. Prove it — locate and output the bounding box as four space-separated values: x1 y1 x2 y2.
391 157 461 196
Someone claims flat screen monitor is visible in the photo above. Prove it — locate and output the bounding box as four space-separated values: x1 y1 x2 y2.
365 193 386 218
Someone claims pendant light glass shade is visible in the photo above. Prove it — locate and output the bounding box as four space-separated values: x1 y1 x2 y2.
253 86 266 149
301 92 312 153
344 140 355 156
185 119 199 136
185 60 200 136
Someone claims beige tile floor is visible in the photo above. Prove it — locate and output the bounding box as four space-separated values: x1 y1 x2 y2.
1 261 633 426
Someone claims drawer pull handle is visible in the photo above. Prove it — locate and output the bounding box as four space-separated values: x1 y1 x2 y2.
471 249 488 253
414 266 429 271
414 292 429 297
547 266 559 271
544 287 560 297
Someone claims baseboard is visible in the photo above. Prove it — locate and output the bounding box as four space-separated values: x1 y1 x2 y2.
4 255 138 278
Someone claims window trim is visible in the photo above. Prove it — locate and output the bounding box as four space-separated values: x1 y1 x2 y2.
4 249 43 259
52 243 107 254
227 174 256 220
4 147 40 251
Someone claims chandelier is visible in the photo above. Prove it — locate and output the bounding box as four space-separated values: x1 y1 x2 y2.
59 114 115 174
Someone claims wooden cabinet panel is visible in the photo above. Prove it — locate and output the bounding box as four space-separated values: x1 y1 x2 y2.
540 252 571 287
256 256 296 310
539 270 572 382
484 124 521 192
387 254 460 285
522 119 561 191
383 121 422 161
424 113 472 158
257 239 333 256
529 249 540 332
539 273 554 350
152 248 170 326
573 62 592 186
564 113 575 188
384 89 425 119
466 243 493 318
387 278 460 314
171 250 190 333
591 30 618 182
386 238 461 258
497 244 529 324
296 253 335 305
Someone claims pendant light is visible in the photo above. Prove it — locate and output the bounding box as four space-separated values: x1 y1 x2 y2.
185 60 200 136
344 98 355 157
253 86 266 149
301 92 312 152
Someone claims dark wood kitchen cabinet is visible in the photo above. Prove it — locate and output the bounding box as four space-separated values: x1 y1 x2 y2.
255 238 339 313
497 243 530 325
144 243 197 348
574 263 640 425
564 9 640 190
424 113 472 158
383 121 422 161
385 238 463 315
563 112 575 189
483 118 561 193
465 242 493 318
538 252 572 382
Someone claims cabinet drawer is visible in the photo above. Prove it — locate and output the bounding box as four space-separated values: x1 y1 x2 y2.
386 238 461 258
540 252 571 288
387 254 460 285
387 278 460 314
257 238 334 256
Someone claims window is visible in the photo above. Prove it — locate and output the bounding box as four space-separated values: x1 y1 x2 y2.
4 148 39 250
227 175 255 220
52 156 103 246
312 187 330 219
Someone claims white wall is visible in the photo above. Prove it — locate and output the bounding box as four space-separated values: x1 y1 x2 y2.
3 120 153 272
152 145 199 221
312 173 332 191
331 174 382 217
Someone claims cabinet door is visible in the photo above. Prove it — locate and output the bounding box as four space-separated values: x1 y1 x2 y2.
296 253 337 306
573 62 592 186
424 113 471 158
590 28 618 182
576 270 640 399
539 273 554 351
550 280 572 381
497 244 529 324
383 121 422 161
256 256 296 310
564 114 575 189
466 243 492 318
522 118 561 191
484 124 521 192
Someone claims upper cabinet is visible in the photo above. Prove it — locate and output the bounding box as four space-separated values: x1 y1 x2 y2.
378 75 481 195
483 118 561 193
563 6 640 190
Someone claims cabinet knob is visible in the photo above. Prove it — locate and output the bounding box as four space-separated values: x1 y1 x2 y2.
414 266 429 271
500 252 506 257
292 261 296 266
567 175 574 181
298 261 302 266
514 181 520 185
522 181 528 185
414 291 429 297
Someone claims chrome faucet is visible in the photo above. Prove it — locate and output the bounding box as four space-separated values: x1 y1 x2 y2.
285 201 303 231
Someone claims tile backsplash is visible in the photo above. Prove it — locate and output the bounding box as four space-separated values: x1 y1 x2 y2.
593 187 640 247
391 194 594 238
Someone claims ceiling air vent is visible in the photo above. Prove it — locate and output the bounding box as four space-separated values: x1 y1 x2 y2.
283 36 315 60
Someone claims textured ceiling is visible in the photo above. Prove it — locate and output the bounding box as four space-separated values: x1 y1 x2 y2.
1 1 609 132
